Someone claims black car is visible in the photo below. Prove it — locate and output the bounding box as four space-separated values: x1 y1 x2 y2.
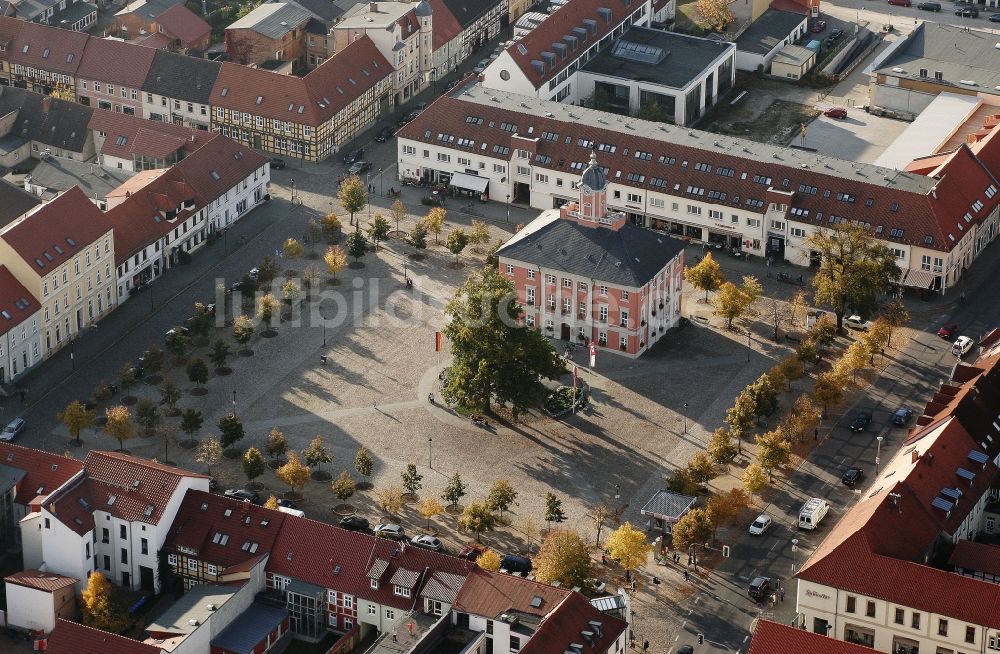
841 467 865 487
917 1 940 9
339 516 370 532
955 6 978 16
270 157 287 170
224 489 261 504
343 148 364 165
892 407 914 425
397 110 421 127
277 499 298 509
748 576 773 599
850 411 873 433
825 29 843 47
348 160 372 176
375 126 395 142
989 12 1000 21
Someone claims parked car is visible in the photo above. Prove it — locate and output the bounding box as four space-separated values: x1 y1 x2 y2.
339 516 370 532
224 489 261 504
373 523 406 540
343 148 364 165
937 322 959 339
0 417 25 442
825 29 843 47
955 6 978 16
248 267 260 280
844 315 872 331
824 107 848 119
410 535 443 551
270 157 287 170
458 545 486 560
473 59 489 74
748 576 774 599
953 335 975 357
677 647 695 654
841 467 865 487
397 110 421 127
892 407 914 425
749 514 773 536
415 101 428 111
917 1 941 9
990 13 1000 21
888 0 911 6
349 160 372 175
810 19 827 32
850 411 873 432
500 554 532 573
375 126 395 142
276 499 297 509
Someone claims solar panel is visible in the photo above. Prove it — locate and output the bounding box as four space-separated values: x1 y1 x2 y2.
941 487 963 500
968 450 989 464
931 497 954 512
611 39 666 65
956 467 976 481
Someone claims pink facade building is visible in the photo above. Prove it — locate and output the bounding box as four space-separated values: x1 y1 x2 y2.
498 152 686 358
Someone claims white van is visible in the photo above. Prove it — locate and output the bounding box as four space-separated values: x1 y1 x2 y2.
278 506 305 518
798 497 830 530
952 336 974 358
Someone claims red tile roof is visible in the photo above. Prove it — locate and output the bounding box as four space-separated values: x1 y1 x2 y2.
748 620 879 654
398 89 1000 252
0 443 82 507
948 539 1000 578
165 490 287 570
428 0 462 49
0 15 24 50
154 3 210 45
797 416 1000 627
9 20 88 75
77 36 156 88
5 569 78 593
88 110 211 160
0 265 40 336
209 35 391 126
1 187 111 275
48 618 163 654
266 515 472 607
519 592 626 654
47 450 207 535
134 31 173 49
169 130 268 202
454 566 571 618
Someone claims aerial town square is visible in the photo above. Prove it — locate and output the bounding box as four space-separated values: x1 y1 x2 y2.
1 0 1000 651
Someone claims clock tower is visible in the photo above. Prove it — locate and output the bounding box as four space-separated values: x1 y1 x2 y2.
578 151 608 224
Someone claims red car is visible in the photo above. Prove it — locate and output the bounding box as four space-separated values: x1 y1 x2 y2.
458 545 486 560
937 322 959 339
810 20 827 32
824 107 848 119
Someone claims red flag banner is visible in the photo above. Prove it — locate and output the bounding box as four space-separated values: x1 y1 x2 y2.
435 332 444 352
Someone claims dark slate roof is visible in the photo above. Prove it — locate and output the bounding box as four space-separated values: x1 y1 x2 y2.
734 8 806 56
582 26 734 90
274 0 342 23
0 86 92 153
497 214 685 287
0 179 41 228
142 49 222 104
210 604 288 654
640 489 697 520
27 156 134 198
48 0 97 26
440 0 494 29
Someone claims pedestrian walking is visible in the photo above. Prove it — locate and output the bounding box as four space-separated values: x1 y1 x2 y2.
683 569 689 582
814 427 819 440
780 587 785 602
631 580 637 592
391 626 397 642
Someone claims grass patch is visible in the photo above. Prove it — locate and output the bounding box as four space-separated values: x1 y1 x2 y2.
284 632 340 654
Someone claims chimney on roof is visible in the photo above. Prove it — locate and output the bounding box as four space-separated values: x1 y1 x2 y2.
41 96 52 113
912 449 921 464
370 2 377 10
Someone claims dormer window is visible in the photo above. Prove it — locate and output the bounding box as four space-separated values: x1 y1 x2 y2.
370 579 379 590
393 584 412 598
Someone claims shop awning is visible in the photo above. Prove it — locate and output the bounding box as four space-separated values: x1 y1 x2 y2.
899 268 937 290
450 172 489 194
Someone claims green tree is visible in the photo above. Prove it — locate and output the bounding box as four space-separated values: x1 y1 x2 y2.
695 0 735 30
446 228 470 263
366 214 391 250
180 409 204 447
419 497 444 529
282 237 304 261
257 293 279 330
324 245 347 280
442 265 566 416
408 222 428 257
424 207 446 245
346 230 367 263
243 446 266 483
534 529 592 589
741 275 764 316
666 467 700 496
159 378 182 415
742 463 769 503
233 315 254 349
775 355 804 391
136 398 161 435
791 289 809 327
390 199 406 234
282 279 301 305
401 463 423 496
165 329 190 360
118 362 137 398
210 340 231 370
376 485 404 516
544 492 566 529
266 428 288 461
276 451 310 493
684 251 725 302
813 371 846 414
331 470 356 501
636 101 667 122
713 281 749 329
302 435 332 473
706 427 738 465
306 217 323 254
257 256 279 286
671 507 714 553
189 303 213 340
486 479 518 519
781 395 821 443
808 223 901 331
58 400 95 446
186 357 209 390
442 473 467 506
879 300 909 347
338 174 367 228
761 296 793 340
756 428 791 477
725 392 756 453
218 413 245 450
457 500 497 542
141 346 165 377
104 405 134 451
354 446 374 479
323 212 342 239
469 220 491 253
746 373 780 421
195 434 221 475
687 451 717 484
606 522 651 577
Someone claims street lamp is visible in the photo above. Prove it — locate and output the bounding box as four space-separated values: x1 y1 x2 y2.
428 437 433 469
614 483 621 501
323 322 327 347
232 389 237 418
746 327 752 362
683 402 689 434
506 193 511 224
378 167 384 197
791 538 799 575
876 435 884 474
431 67 438 94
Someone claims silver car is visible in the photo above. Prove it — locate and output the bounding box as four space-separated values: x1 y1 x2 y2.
410 535 443 551
1 417 25 442
749 514 772 535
